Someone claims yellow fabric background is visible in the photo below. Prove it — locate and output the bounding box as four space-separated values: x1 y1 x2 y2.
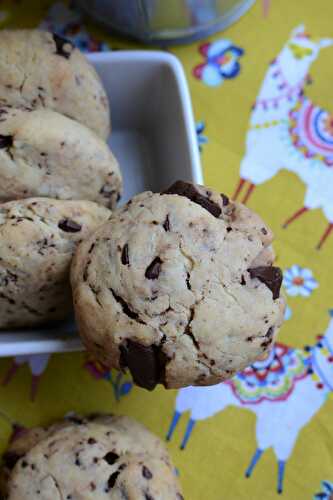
0 1 332 499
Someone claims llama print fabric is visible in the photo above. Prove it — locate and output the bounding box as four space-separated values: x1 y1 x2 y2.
0 1 333 499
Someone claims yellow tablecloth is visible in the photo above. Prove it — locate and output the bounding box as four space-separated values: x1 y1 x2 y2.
0 1 333 498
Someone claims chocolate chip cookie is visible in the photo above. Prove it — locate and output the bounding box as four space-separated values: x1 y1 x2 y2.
71 181 285 390
0 29 110 139
0 197 110 329
0 106 121 208
2 414 183 500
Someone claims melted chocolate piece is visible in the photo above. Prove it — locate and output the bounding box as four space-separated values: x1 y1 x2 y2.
0 135 13 149
248 266 282 299
58 219 81 233
52 33 74 59
163 214 170 231
104 452 119 465
266 326 274 337
107 470 120 490
119 340 167 391
121 244 129 265
186 272 191 290
221 193 229 206
145 257 162 280
163 180 222 218
2 451 21 470
142 465 153 479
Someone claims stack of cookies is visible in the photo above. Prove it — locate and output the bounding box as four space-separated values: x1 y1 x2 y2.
0 29 285 389
0 29 285 500
0 29 121 329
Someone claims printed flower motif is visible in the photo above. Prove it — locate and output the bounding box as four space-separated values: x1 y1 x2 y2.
84 357 132 401
314 480 333 499
193 40 244 87
196 121 208 152
283 265 318 297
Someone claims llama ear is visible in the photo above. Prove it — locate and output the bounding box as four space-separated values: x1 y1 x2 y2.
291 24 306 37
319 38 333 48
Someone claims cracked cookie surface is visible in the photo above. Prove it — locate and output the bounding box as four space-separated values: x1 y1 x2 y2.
0 197 110 329
71 181 285 389
2 414 183 500
0 106 121 208
0 29 110 139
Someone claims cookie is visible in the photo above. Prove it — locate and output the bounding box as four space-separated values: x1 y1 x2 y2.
0 29 110 139
71 181 285 390
0 106 121 208
2 414 183 500
0 197 110 329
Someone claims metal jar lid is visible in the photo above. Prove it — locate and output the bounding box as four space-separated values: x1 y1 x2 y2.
76 0 255 45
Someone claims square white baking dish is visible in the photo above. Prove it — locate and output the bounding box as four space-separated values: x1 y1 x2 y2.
0 50 202 357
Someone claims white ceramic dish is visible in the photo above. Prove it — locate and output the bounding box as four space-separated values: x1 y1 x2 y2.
0 50 202 357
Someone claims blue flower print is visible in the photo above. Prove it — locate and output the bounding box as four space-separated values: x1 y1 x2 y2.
314 480 333 499
193 39 244 87
283 265 318 297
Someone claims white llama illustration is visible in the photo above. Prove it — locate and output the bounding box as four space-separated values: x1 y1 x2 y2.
2 353 51 401
167 310 333 494
233 25 333 249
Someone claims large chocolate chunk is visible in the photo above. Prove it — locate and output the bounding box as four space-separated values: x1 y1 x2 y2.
58 219 82 233
106 470 120 490
145 257 162 280
52 33 74 59
0 135 13 149
248 266 283 300
142 465 153 479
120 340 167 391
163 180 222 218
104 452 119 465
121 244 129 265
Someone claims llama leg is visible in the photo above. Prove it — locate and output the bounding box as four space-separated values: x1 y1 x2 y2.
282 207 308 228
180 418 196 450
242 183 255 204
2 360 20 386
232 178 246 200
245 448 263 477
262 0 271 17
316 223 333 250
166 411 182 442
277 460 286 494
